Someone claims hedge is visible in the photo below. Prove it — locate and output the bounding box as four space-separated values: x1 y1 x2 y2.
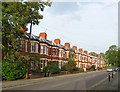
2 60 27 81
43 65 61 74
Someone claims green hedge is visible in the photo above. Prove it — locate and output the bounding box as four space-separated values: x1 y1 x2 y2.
2 60 27 80
43 65 61 74
61 64 67 71
90 65 96 70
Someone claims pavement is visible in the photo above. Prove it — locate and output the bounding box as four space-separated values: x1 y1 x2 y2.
2 70 107 91
88 71 120 91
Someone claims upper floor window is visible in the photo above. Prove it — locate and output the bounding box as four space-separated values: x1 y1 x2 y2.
76 54 78 60
67 52 69 58
47 47 49 55
62 50 63 57
59 50 61 57
41 45 43 54
35 43 38 53
53 48 55 56
79 55 81 60
31 42 34 52
49 48 51 55
45 46 46 54
56 49 58 56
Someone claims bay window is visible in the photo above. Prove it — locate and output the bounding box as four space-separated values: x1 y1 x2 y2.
41 45 43 54
31 42 34 52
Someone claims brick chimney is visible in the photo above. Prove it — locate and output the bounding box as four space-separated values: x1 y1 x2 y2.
54 39 61 44
79 49 83 53
39 32 47 40
84 50 88 54
64 43 70 48
89 53 92 55
72 46 77 50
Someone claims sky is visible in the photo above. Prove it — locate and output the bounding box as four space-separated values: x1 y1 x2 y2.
27 0 118 54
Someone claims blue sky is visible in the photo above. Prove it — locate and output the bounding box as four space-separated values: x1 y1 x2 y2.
27 0 118 54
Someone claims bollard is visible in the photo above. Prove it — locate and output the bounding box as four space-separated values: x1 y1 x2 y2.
112 72 113 78
108 72 110 81
48 71 50 77
44 72 46 77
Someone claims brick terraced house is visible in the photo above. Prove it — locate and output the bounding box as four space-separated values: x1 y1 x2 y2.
19 32 105 70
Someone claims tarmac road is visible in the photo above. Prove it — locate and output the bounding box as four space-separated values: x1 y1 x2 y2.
3 70 108 91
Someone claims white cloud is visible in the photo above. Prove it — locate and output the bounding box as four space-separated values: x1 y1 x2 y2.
27 1 118 54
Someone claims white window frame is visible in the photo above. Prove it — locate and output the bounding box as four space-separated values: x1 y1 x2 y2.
59 50 61 57
47 47 48 55
44 46 46 54
31 42 34 52
53 48 55 56
41 45 43 54
67 52 69 58
76 54 78 60
35 43 38 53
62 50 63 57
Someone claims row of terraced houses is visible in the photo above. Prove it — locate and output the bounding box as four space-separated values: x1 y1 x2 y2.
19 31 105 70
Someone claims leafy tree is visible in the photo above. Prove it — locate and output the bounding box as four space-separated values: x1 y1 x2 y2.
99 52 108 65
65 61 76 72
43 63 61 74
2 1 52 79
2 60 27 80
105 45 118 66
68 48 75 61
2 1 51 61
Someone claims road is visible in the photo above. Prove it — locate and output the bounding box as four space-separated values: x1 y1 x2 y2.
3 70 107 91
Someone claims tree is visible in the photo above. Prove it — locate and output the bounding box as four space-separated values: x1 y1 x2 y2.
68 48 75 61
2 1 52 78
105 45 118 66
65 61 76 72
2 1 52 61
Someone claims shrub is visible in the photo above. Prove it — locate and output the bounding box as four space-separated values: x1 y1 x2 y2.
66 61 76 72
96 67 100 70
2 60 27 81
43 65 61 74
79 68 84 71
90 65 96 70
74 67 80 71
61 64 67 71
86 68 90 70
32 68 41 73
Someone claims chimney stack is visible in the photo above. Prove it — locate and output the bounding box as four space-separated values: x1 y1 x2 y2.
72 46 77 50
79 48 83 53
64 43 70 48
39 32 47 40
84 50 88 54
54 39 61 44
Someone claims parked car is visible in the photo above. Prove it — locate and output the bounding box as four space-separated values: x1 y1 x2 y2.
116 67 120 71
107 67 114 72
